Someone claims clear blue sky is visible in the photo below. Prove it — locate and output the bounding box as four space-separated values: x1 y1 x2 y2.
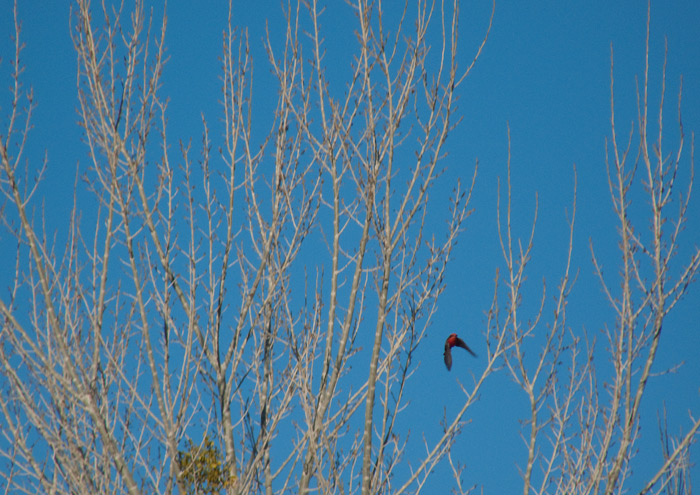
2 1 699 493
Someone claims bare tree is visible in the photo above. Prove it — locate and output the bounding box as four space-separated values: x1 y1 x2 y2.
492 5 700 495
0 0 497 494
1 1 698 495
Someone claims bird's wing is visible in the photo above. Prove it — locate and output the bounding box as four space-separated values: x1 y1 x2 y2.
455 337 477 357
443 343 453 370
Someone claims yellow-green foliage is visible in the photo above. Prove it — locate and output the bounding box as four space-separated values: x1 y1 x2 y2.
178 435 235 495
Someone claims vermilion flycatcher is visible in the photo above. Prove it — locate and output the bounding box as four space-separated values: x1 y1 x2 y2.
443 333 476 370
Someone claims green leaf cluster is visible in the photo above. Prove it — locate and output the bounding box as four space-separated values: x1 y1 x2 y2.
178 435 235 495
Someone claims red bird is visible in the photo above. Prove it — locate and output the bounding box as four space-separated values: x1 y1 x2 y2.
444 333 476 370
